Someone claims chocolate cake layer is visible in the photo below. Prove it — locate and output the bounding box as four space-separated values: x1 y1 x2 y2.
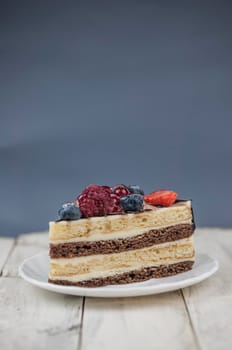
49 260 194 287
50 223 194 258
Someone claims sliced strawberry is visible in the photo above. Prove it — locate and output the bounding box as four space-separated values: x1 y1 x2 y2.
144 190 178 207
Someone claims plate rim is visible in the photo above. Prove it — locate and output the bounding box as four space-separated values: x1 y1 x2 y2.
18 252 219 298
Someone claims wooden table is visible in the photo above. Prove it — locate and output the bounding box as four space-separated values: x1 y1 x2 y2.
0 228 231 350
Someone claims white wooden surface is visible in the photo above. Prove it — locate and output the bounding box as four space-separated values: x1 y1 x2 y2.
0 228 231 350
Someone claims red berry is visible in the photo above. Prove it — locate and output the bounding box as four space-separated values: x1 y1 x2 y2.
77 184 122 217
101 185 112 193
111 184 130 197
109 193 124 214
144 190 178 207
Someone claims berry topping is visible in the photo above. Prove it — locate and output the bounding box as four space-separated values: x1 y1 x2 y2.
109 193 124 214
77 184 123 218
58 203 82 220
127 185 144 195
144 190 178 207
120 194 144 212
111 184 130 197
61 202 75 208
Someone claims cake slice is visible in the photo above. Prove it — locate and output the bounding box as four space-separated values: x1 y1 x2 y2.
48 184 195 287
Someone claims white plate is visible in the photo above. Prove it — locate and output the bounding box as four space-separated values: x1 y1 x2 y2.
19 252 219 298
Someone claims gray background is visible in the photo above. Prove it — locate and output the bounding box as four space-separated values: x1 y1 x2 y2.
1 1 232 236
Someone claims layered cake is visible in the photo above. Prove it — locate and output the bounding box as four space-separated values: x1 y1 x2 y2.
48 185 195 287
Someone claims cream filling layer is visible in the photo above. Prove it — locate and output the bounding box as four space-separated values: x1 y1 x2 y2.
49 201 192 242
49 237 195 282
49 219 193 244
49 257 195 282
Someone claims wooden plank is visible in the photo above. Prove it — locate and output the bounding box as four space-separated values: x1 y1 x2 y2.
3 229 231 350
3 231 48 277
0 237 15 274
17 231 48 247
2 244 47 277
0 277 82 350
2 232 49 277
81 291 198 350
0 233 83 350
182 228 232 350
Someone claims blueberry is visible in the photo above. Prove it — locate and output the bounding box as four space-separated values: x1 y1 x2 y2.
127 185 144 195
58 203 82 220
61 202 75 208
120 194 144 212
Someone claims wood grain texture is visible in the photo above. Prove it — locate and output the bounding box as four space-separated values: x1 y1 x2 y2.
0 228 231 350
2 231 48 277
0 233 83 350
0 278 82 350
0 237 15 274
81 292 198 350
2 244 47 277
0 232 49 277
17 231 48 247
182 228 232 350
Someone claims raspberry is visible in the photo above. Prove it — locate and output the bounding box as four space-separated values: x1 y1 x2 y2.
109 193 124 214
101 185 112 193
77 184 122 217
111 184 130 197
144 190 178 207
